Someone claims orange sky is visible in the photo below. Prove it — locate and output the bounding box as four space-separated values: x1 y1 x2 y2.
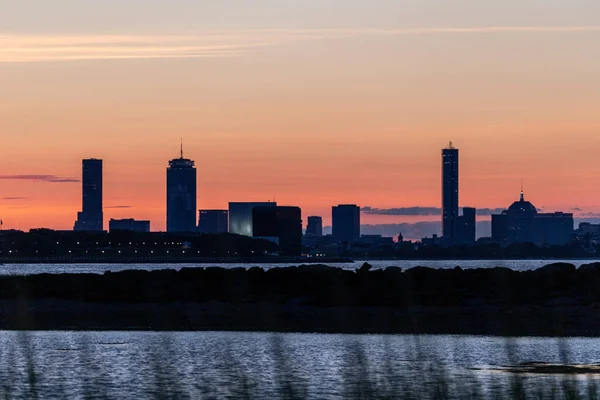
1 1 600 231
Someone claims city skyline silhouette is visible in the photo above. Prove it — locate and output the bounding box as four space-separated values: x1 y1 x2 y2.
0 142 592 241
2 3 600 399
1 1 599 232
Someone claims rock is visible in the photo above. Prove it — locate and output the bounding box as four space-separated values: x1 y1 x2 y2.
0 263 596 312
383 266 402 274
535 262 576 274
404 266 436 275
578 262 600 273
357 262 372 273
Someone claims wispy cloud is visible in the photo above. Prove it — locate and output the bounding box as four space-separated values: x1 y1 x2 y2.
105 205 132 209
581 212 600 218
477 208 509 216
378 26 600 35
1 196 27 200
362 206 441 216
1 26 600 63
362 206 506 216
0 31 321 63
0 175 79 183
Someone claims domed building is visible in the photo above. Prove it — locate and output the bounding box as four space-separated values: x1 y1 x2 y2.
507 192 538 216
506 191 538 243
492 191 573 246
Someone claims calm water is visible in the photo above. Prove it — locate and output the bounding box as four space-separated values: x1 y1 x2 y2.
0 259 599 275
1 331 600 399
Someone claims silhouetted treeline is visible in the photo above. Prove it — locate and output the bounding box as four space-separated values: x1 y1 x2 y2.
0 229 277 258
0 229 596 261
350 241 591 259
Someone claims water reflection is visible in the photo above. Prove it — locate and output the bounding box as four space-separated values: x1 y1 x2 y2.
0 331 599 398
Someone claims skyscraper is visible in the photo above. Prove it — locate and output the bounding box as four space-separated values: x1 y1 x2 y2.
442 142 459 242
306 216 323 237
332 205 360 242
166 145 197 232
74 158 103 231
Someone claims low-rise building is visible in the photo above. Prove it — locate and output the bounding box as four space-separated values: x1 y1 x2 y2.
108 219 150 233
198 210 228 234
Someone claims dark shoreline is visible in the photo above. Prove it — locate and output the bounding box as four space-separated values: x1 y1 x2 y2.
0 257 353 264
4 257 600 264
2 262 600 336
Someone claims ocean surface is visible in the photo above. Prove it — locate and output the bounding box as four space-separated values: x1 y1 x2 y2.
1 331 599 398
0 259 599 275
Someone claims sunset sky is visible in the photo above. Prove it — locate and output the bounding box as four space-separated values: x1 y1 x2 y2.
1 0 599 233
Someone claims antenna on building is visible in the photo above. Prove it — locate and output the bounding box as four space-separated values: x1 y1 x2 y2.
448 141 454 149
520 178 524 201
180 138 184 159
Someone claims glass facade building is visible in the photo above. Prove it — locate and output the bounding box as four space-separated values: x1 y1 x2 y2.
166 151 197 233
74 158 103 231
442 143 459 242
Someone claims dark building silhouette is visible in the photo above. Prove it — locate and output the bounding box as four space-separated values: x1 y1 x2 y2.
455 207 476 245
332 204 360 242
533 212 574 246
506 191 538 243
574 223 600 247
109 218 150 233
229 202 276 236
492 191 537 243
421 234 442 247
491 191 573 245
577 222 600 236
198 210 228 234
253 206 302 256
306 216 323 237
491 211 509 243
74 158 103 231
166 146 197 233
442 142 459 243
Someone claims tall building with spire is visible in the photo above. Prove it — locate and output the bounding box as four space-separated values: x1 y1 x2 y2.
166 143 197 232
442 142 459 242
74 158 103 231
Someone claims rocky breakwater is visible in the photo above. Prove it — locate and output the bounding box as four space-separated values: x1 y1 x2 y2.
2 262 600 335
